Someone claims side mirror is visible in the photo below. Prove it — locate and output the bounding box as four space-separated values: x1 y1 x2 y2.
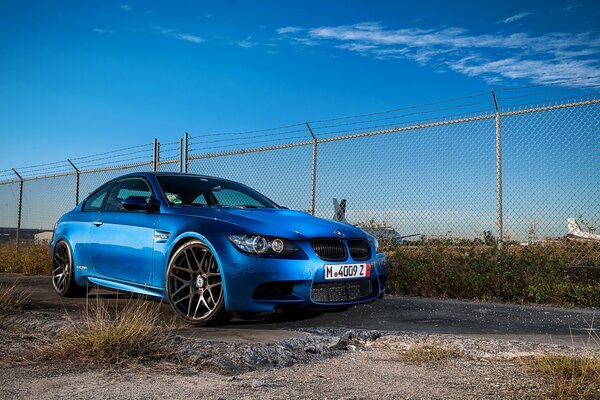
121 196 151 211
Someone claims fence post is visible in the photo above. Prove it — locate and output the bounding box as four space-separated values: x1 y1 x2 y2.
153 138 160 172
306 122 318 216
12 169 23 256
183 132 189 173
178 138 184 173
67 159 80 205
492 89 503 248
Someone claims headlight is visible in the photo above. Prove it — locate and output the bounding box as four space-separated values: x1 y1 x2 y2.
228 235 300 255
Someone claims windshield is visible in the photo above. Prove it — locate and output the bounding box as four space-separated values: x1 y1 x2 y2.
156 175 279 208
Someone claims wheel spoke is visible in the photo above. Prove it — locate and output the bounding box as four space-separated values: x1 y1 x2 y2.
173 263 192 273
171 282 191 297
199 294 210 311
184 249 196 273
207 285 217 304
174 292 192 305
189 247 203 271
192 294 204 318
169 273 188 284
56 273 66 290
187 292 195 317
54 252 65 265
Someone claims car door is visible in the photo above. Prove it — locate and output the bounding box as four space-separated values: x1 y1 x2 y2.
73 183 113 271
89 177 158 285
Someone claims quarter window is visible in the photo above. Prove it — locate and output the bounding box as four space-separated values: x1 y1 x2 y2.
82 184 111 212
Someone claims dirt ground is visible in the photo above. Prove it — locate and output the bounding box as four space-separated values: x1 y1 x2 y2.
0 308 576 399
1 345 549 400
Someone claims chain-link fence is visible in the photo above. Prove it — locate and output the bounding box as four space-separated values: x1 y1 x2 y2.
0 89 598 267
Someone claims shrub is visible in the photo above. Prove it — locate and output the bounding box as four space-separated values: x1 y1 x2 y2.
0 243 51 276
0 282 29 310
385 242 600 307
51 299 175 365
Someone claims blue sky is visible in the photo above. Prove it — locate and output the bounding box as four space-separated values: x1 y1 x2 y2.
0 0 599 171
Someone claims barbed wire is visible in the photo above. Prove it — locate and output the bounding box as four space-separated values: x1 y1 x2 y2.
494 75 600 92
308 92 490 124
189 134 310 153
312 108 496 139
498 92 600 111
75 147 153 166
76 155 154 171
189 122 306 139
189 128 311 147
496 84 600 101
70 142 153 162
13 159 70 172
311 100 494 132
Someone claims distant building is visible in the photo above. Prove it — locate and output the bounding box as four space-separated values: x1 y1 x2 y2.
34 231 53 244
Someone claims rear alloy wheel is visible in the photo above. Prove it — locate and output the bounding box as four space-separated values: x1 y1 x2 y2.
167 240 225 325
52 241 88 297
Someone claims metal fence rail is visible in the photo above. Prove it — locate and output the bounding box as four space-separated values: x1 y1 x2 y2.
1 89 598 266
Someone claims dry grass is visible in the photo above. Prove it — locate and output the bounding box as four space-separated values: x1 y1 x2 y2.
0 243 51 275
523 354 600 399
50 299 177 365
398 344 463 363
0 282 29 310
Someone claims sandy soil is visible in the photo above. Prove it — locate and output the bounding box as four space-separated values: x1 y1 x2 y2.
1 347 550 400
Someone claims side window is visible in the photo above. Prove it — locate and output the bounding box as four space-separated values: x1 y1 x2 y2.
104 178 153 212
192 194 208 206
82 184 112 212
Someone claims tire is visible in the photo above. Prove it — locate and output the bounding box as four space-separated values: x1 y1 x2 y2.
166 240 226 326
52 240 89 297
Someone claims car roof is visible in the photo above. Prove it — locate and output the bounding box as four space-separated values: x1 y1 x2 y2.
116 171 224 181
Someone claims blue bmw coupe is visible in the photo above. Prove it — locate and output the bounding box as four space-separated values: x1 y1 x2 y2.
51 173 388 325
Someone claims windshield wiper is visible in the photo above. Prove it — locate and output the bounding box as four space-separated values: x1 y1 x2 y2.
237 204 262 208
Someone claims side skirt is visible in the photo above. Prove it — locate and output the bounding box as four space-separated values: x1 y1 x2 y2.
87 276 166 300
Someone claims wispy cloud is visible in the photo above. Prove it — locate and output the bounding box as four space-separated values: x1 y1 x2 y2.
238 36 258 48
155 27 205 43
277 21 600 86
561 3 583 11
92 28 114 34
276 26 303 35
497 11 532 24
119 4 131 12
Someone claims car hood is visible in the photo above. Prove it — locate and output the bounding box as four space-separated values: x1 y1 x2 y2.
167 206 369 241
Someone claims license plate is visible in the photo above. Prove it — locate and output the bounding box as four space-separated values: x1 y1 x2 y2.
324 263 370 280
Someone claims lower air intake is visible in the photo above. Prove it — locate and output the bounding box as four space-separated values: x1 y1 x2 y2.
311 280 373 303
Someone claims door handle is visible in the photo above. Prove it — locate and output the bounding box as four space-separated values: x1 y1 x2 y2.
92 220 103 226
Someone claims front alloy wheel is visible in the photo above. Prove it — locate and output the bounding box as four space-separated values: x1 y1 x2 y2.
167 240 225 325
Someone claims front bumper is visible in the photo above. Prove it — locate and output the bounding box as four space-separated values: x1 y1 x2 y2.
209 236 388 313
